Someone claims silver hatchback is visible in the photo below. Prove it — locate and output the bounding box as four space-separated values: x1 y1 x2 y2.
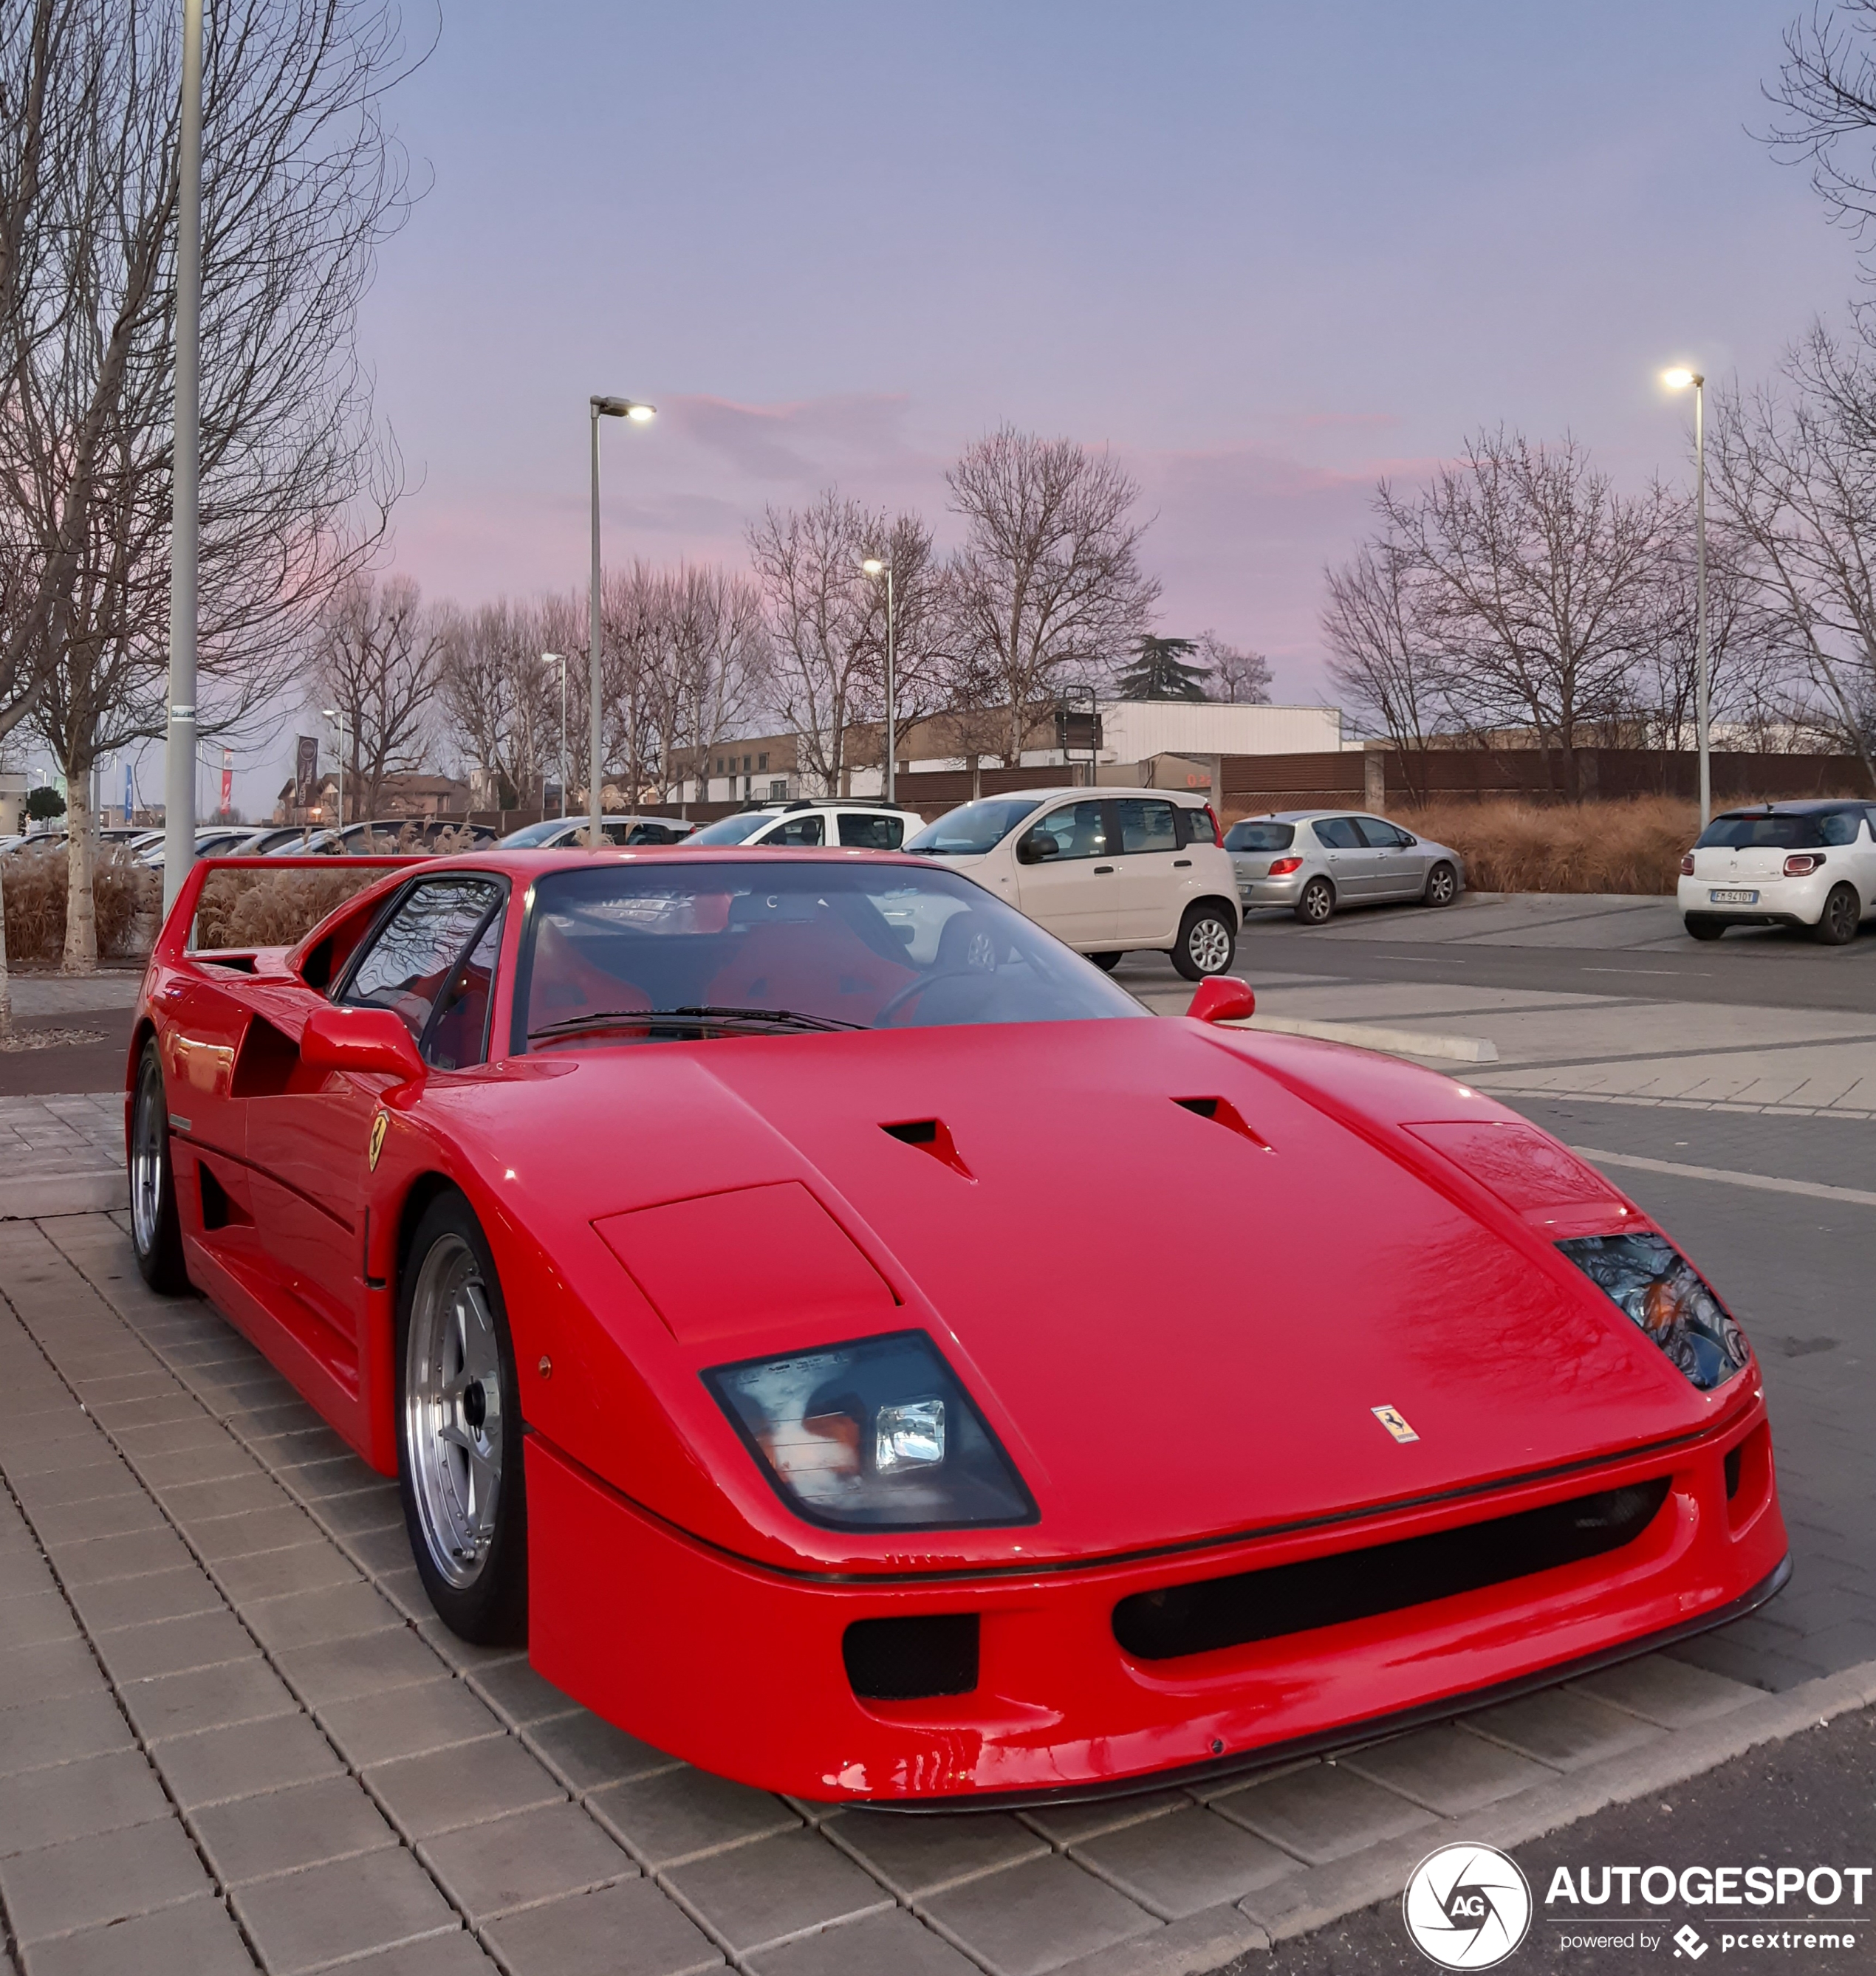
1227 810 1465 924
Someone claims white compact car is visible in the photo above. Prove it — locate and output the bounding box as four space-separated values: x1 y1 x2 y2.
1678 800 1876 944
906 787 1241 977
684 801 928 852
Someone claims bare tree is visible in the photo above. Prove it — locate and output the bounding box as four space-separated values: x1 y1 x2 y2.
947 428 1160 764
437 596 566 811
1197 629 1272 704
663 564 768 809
1765 1 1876 259
316 576 445 820
1322 538 1446 801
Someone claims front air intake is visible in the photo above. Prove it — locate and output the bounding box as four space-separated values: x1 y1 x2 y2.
843 1613 979 1700
1114 1478 1671 1662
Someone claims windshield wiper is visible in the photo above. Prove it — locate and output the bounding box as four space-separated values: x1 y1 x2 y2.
529 1004 866 1040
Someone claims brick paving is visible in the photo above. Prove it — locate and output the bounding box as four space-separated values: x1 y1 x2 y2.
0 1210 1843 1976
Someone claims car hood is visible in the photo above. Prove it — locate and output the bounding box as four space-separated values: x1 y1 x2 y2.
485 1020 1739 1569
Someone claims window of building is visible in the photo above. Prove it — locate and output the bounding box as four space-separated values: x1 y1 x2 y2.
758 753 768 772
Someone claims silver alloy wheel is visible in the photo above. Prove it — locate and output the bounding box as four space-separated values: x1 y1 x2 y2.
1425 862 1456 907
405 1233 504 1589
130 1060 165 1259
1301 879 1334 924
1188 914 1232 974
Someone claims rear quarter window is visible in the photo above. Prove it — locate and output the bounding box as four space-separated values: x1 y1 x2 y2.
1225 821 1295 852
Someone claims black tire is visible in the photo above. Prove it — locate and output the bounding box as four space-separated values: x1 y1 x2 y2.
1813 883 1860 947
1423 862 1458 909
1294 876 1335 927
1088 952 1123 972
397 1193 528 1645
1683 914 1726 942
1171 904 1236 981
129 1040 189 1294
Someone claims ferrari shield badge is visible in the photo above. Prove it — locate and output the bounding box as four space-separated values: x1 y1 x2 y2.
368 1111 388 1173
1372 1404 1420 1444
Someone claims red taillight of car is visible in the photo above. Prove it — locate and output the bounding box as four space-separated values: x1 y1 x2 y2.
1268 856 1303 876
1784 852 1824 876
1679 853 1695 876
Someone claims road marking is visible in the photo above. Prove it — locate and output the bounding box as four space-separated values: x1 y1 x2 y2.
1580 967 1706 976
1570 1145 1876 1210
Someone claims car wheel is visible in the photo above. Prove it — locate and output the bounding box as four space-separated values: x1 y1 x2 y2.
398 1193 528 1644
1088 952 1122 972
1423 862 1458 908
1813 882 1860 947
129 1040 189 1294
1295 876 1335 926
1683 914 1726 942
1171 905 1236 981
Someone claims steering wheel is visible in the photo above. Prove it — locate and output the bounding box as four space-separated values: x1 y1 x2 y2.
873 969 985 1027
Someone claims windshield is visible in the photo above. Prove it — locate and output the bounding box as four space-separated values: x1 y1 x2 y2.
1696 810 1863 851
686 812 775 845
500 820 569 848
906 797 1044 856
1225 820 1295 852
516 861 1146 1046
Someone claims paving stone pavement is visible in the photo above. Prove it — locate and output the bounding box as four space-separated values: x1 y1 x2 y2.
0 1212 1858 1976
0 1098 124 1220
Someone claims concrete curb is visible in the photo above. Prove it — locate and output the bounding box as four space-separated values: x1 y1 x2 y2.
1052 1659 1876 1975
0 1169 126 1218
1231 1014 1499 1065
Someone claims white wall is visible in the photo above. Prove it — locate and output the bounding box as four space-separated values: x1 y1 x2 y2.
1095 702 1341 761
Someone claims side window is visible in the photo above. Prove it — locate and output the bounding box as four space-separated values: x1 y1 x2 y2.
1818 810 1859 846
1024 802 1110 861
1313 817 1364 850
1355 817 1409 848
341 879 504 1050
838 813 903 849
763 814 824 847
1116 799 1179 854
1174 806 1215 848
424 912 503 1070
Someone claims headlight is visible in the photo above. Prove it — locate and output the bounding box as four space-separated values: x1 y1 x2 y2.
1556 1232 1748 1390
703 1331 1036 1530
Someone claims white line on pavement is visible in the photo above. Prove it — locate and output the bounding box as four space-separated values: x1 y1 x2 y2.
1571 1145 1876 1210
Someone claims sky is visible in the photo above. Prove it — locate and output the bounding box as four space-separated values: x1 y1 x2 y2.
135 0 1869 818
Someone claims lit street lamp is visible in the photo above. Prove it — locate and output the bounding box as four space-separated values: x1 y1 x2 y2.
322 707 351 832
1663 366 1711 828
588 396 654 845
860 555 896 806
542 653 567 818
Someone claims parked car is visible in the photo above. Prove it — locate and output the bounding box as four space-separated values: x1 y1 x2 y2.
499 815 701 851
235 826 340 856
139 827 253 868
1679 800 1876 944
1228 810 1465 926
906 788 1239 978
335 819 501 853
684 800 926 853
127 843 1787 1804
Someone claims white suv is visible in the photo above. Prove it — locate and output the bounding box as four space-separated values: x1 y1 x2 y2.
1679 800 1876 944
906 788 1241 978
684 801 928 853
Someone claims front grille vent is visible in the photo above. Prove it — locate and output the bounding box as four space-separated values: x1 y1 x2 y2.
1114 1478 1671 1662
843 1613 979 1700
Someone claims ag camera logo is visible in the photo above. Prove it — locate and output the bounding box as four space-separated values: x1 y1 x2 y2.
1404 1842 1533 1968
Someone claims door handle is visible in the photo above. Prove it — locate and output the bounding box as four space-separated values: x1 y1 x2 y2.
1093 865 1115 874
1173 859 1191 868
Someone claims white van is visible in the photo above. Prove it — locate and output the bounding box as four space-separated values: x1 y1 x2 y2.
906 788 1241 978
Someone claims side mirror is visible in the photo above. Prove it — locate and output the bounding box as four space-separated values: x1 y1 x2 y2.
1187 977 1256 1025
1016 831 1058 865
301 1004 425 1084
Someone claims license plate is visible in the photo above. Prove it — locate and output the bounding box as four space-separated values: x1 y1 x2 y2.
1709 888 1758 905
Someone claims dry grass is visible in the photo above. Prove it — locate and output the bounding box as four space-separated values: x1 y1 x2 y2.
194 867 388 950
1401 797 1698 896
1 847 160 960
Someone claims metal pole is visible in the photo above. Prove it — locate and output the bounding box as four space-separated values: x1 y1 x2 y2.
589 411 603 848
1694 375 1711 829
558 658 567 818
884 561 896 806
162 0 205 913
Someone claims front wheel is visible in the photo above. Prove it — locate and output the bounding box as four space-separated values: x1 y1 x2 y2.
1423 862 1458 908
398 1194 528 1644
1295 876 1335 927
129 1040 188 1293
1683 914 1726 942
1813 883 1860 947
1171 905 1236 981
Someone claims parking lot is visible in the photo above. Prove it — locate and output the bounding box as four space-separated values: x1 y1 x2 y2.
0 895 1870 1976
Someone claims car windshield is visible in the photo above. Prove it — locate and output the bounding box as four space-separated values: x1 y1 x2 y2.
500 820 569 848
1225 820 1295 852
517 861 1146 1046
1696 811 1861 851
686 813 775 845
905 797 1044 856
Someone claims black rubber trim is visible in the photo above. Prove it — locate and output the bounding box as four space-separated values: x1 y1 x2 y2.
846 1553 1793 1815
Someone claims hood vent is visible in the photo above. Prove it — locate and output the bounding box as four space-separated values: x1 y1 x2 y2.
1174 1097 1271 1151
880 1118 973 1180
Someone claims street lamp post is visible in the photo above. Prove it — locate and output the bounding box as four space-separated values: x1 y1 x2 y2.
1664 367 1711 828
543 653 567 817
860 555 896 806
162 0 205 913
322 707 350 836
588 397 654 845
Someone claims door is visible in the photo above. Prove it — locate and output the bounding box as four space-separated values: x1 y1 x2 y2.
1109 797 1184 943
1354 816 1429 899
1012 800 1120 947
755 814 824 847
1312 815 1384 899
837 812 906 850
245 877 506 1380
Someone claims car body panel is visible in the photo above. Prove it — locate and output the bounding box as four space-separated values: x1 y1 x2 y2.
1230 810 1465 916
1677 802 1876 930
